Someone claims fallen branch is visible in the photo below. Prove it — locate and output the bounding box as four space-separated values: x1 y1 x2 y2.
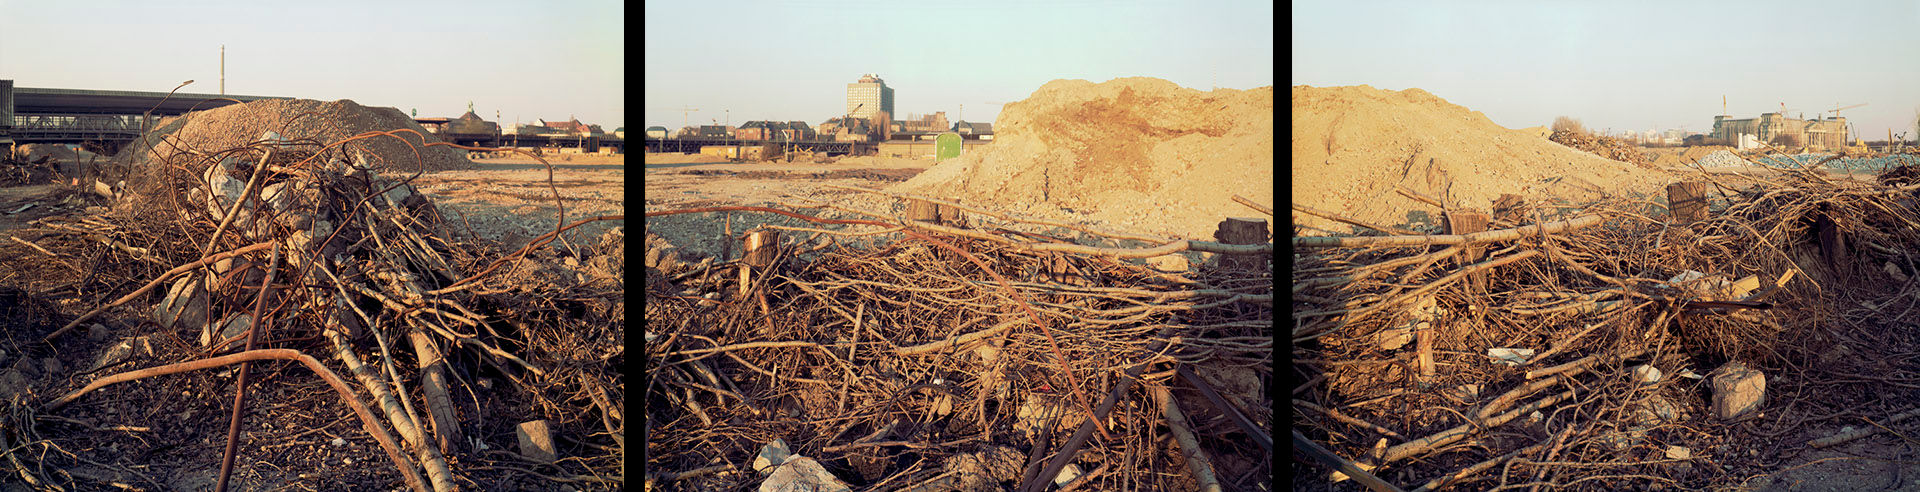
1809 407 1920 448
1293 214 1605 249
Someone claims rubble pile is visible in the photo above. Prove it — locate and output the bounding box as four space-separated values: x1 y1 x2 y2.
1549 129 1654 167
1294 157 1920 489
9 119 622 489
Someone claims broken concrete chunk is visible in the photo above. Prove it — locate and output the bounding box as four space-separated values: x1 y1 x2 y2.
1630 364 1663 384
759 456 850 492
89 337 150 373
1053 463 1084 486
1711 361 1766 421
753 438 791 473
516 420 557 463
152 275 209 331
202 314 252 350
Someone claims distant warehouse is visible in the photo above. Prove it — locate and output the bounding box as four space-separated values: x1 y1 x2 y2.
735 121 814 141
1710 113 1848 150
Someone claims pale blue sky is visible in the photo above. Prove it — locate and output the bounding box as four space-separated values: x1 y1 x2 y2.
1294 0 1920 140
0 0 623 129
644 0 1275 130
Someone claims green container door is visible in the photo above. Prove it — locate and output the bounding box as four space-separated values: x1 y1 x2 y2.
935 132 963 162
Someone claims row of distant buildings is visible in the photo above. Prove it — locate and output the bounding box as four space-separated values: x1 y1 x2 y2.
1591 112 1855 150
416 111 621 139
645 73 992 143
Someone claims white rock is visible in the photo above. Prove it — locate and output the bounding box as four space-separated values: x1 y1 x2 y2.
753 439 791 473
1666 445 1691 460
1053 463 1083 485
1711 361 1767 421
759 456 850 492
1631 365 1663 384
331 437 347 448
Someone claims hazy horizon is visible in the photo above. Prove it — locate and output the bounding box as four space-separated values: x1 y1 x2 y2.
0 0 624 130
643 0 1274 131
1294 0 1920 141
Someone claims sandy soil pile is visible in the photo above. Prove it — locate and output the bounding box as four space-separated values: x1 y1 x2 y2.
113 99 473 173
893 77 1273 241
1291 85 1673 234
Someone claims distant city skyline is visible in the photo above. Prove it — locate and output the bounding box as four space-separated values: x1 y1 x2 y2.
643 0 1274 131
0 0 623 130
1294 0 1920 142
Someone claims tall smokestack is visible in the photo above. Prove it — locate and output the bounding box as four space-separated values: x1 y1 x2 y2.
220 45 225 94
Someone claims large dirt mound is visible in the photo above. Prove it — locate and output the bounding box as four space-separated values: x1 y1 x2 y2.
1291 85 1672 234
112 98 473 173
892 77 1273 241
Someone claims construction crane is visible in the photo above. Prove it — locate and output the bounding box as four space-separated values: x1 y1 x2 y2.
1828 103 1866 118
645 106 700 130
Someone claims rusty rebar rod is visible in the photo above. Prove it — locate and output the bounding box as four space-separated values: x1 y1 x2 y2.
216 242 281 492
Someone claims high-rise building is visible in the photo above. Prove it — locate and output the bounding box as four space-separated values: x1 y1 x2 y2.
846 74 894 122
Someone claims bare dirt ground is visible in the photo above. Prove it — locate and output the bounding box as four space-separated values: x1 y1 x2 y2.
419 154 625 250
643 152 936 262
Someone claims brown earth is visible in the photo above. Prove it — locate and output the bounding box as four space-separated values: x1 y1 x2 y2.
893 77 1274 241
1290 84 1675 235
420 154 625 249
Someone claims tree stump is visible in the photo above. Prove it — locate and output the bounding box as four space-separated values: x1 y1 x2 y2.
907 199 943 225
740 230 779 297
1667 181 1711 224
1213 218 1270 271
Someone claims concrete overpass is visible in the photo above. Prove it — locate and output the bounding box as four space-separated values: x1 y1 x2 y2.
0 80 621 155
1 79 290 154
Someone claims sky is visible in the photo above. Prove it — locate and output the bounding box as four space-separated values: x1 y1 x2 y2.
644 0 1274 130
1294 0 1920 141
0 0 624 129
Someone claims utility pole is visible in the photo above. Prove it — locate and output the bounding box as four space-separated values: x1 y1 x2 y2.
220 45 225 94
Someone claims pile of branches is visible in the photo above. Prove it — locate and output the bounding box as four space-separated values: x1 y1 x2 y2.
645 191 1274 491
0 152 58 186
1292 155 1920 490
12 130 624 491
1550 130 1654 168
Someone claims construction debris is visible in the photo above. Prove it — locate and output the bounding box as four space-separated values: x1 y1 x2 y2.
1295 150 1920 490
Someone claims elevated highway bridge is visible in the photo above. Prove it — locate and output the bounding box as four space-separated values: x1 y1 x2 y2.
1 81 620 155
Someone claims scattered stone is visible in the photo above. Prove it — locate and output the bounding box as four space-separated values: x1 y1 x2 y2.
151 275 209 331
42 358 61 376
1711 361 1767 421
87 323 109 343
1630 365 1663 384
753 439 791 473
1054 463 1084 486
331 437 347 448
0 369 26 400
759 455 851 492
1665 445 1691 460
201 314 252 350
516 420 557 463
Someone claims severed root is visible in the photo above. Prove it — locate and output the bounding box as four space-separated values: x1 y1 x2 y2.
43 349 431 492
